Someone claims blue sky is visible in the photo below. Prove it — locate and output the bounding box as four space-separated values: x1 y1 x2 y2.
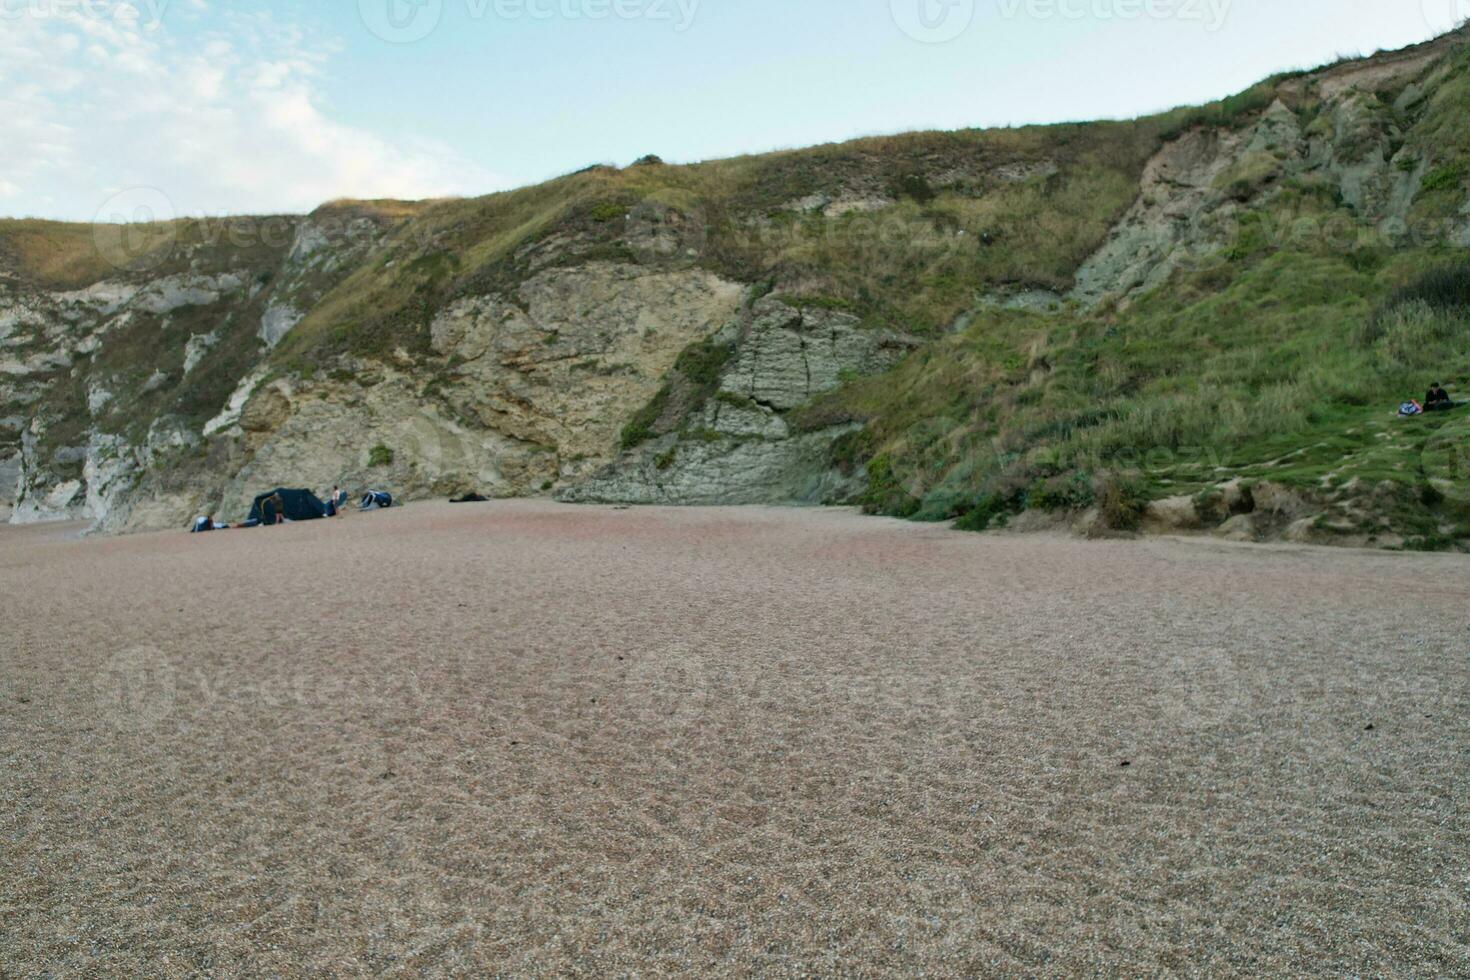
0 0 1458 220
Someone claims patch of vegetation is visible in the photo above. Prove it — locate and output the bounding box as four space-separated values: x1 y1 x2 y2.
1156 80 1279 142
1375 262 1470 320
1215 151 1281 202
826 427 873 475
369 444 395 467
621 337 738 451
888 173 936 205
1421 163 1467 193
673 337 736 387
620 385 670 450
859 453 921 518
953 493 1017 532
1094 470 1151 530
811 235 1470 541
771 294 859 314
1028 471 1095 511
590 202 627 223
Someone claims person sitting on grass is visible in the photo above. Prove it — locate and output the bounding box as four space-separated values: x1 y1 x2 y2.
1425 382 1455 412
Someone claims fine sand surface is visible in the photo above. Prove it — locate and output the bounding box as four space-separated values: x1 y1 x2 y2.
2 501 1467 976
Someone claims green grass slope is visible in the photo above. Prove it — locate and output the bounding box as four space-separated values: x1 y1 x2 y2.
790 39 1470 550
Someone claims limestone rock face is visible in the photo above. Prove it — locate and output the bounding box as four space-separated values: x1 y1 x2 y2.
239 384 293 434
719 298 910 411
182 332 218 374
0 206 402 532
564 298 916 506
1285 516 1327 545
429 261 747 475
1070 65 1443 309
0 453 20 507
132 273 244 315
2 243 766 531
701 398 789 440
91 260 754 530
1215 513 1264 542
259 302 302 347
1250 481 1316 521
218 369 543 518
561 427 864 506
1070 126 1247 308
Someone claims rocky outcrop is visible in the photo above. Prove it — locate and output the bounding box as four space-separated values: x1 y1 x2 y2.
1 212 783 531
218 370 535 516
719 298 912 411
258 302 302 348
1124 478 1417 550
561 428 864 506
564 297 917 505
427 261 745 472
1070 125 1249 307
94 259 755 530
1071 41 1450 309
0 205 400 531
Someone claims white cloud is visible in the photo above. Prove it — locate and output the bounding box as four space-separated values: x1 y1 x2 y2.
0 3 506 220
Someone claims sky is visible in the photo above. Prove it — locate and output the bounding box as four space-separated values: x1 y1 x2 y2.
0 0 1461 221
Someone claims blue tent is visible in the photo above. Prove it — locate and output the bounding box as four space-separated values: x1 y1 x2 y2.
246 488 327 524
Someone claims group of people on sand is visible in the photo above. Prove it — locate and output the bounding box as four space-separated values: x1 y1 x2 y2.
1401 381 1464 417
192 485 360 533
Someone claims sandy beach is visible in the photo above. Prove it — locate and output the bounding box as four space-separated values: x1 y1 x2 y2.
2 502 1467 975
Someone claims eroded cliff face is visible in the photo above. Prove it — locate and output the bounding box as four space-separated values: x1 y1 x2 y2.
4 28 1468 534
1070 43 1463 309
0 209 391 530
215 262 750 518
563 296 917 505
